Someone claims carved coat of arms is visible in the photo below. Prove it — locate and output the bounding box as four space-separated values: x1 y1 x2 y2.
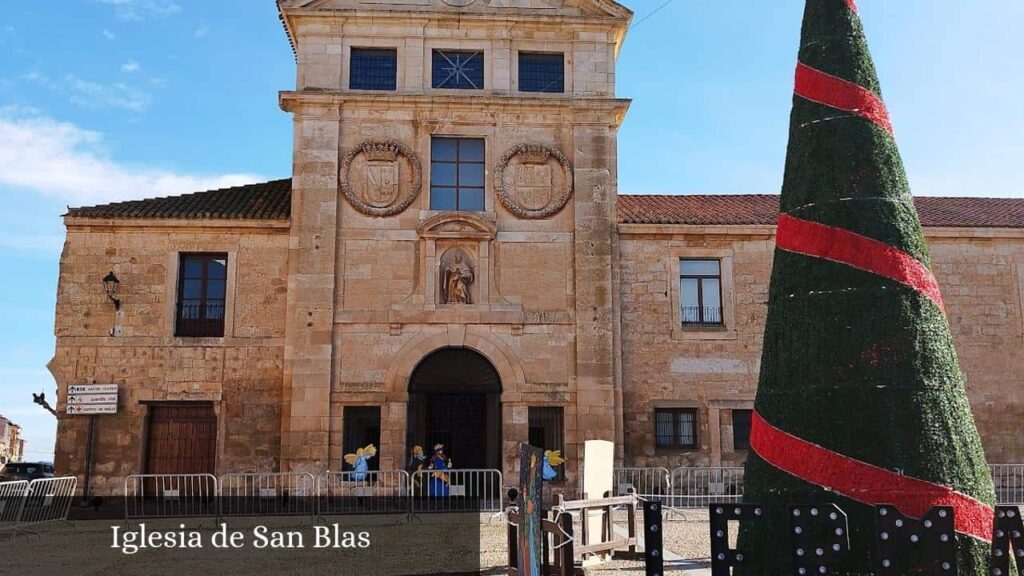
495 143 573 219
340 140 423 217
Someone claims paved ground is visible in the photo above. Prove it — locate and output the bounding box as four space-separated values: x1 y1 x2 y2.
0 509 714 575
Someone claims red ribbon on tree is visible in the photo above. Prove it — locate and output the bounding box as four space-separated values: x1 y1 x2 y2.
776 213 945 311
795 63 893 136
751 411 994 542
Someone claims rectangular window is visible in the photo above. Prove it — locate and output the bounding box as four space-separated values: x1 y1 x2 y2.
432 50 484 90
654 408 697 449
349 48 397 91
528 407 565 480
680 259 723 326
733 409 752 451
430 137 485 211
342 407 382 472
519 52 565 93
175 254 227 338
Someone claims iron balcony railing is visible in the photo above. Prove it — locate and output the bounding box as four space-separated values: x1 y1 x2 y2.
681 306 724 326
175 301 225 337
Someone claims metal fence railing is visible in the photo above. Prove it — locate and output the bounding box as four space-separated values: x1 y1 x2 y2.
670 467 744 508
0 477 77 533
991 464 1024 505
411 469 503 513
124 474 219 521
17 477 78 530
318 470 409 516
219 472 317 519
0 480 30 529
613 467 672 503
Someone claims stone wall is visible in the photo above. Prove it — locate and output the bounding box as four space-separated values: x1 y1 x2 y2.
278 0 631 485
618 225 1024 469
50 221 289 493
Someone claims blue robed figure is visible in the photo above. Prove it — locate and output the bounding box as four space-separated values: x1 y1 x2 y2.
542 450 564 481
428 443 452 497
344 444 377 482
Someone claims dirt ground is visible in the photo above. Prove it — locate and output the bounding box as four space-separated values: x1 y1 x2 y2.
0 509 714 576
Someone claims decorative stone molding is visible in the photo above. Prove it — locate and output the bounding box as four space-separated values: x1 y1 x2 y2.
495 143 573 219
340 140 422 217
417 212 497 241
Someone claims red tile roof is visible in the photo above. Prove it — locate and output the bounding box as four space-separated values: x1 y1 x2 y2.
64 179 291 220
65 179 1024 229
618 194 1024 229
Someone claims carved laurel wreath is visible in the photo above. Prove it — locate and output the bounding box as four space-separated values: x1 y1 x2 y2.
339 140 423 217
494 143 573 219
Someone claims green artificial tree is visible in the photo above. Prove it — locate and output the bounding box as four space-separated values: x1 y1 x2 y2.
737 0 999 573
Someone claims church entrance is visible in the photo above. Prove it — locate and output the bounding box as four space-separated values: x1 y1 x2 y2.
406 347 502 471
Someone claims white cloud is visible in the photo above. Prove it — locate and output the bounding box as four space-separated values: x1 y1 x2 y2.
0 109 263 206
97 0 182 22
26 71 152 112
101 29 116 40
194 25 210 38
121 60 141 73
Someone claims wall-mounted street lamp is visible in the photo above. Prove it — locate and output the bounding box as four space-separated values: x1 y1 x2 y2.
102 271 121 310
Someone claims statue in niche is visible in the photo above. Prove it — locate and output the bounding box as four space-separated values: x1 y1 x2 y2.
442 251 475 305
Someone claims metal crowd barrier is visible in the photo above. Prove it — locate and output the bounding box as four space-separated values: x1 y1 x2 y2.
0 480 30 532
410 469 503 513
613 467 672 503
124 474 219 521
17 477 78 530
670 467 744 508
991 464 1024 505
219 472 316 519
318 470 410 516
0 477 77 533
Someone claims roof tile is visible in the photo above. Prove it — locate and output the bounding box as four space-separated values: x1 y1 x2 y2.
66 179 1024 229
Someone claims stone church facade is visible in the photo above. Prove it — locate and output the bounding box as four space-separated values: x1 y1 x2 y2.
49 0 1024 494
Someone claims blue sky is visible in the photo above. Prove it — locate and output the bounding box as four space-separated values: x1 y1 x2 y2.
0 0 1021 462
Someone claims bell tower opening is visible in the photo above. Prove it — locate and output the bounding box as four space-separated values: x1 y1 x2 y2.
407 347 502 471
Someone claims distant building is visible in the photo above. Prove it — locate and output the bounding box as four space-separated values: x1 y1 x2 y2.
0 417 24 464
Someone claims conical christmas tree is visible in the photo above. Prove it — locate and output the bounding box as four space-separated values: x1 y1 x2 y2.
738 0 997 573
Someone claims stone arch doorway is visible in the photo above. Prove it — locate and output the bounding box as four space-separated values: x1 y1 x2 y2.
407 347 502 470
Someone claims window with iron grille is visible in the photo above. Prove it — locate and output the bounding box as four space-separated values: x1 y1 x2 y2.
655 408 697 449
732 409 752 451
529 407 565 480
430 137 485 211
432 50 484 90
518 52 564 93
349 48 397 91
343 406 381 472
175 254 227 338
680 259 724 326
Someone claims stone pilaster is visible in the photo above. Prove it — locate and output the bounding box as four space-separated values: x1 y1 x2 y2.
280 102 340 472
572 125 619 470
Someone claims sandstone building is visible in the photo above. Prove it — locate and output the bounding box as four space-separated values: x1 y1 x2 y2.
50 0 1024 494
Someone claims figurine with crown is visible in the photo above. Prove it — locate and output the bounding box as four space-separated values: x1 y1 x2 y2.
427 443 452 497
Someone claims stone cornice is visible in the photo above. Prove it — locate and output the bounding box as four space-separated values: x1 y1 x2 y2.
63 217 290 233
279 91 631 126
617 223 1024 240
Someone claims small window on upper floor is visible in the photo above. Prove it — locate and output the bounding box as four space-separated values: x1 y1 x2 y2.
432 50 484 90
350 48 397 91
680 259 723 326
519 52 565 93
175 253 227 338
431 137 485 211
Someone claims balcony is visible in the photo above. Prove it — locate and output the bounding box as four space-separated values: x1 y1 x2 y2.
175 302 225 338
681 306 723 327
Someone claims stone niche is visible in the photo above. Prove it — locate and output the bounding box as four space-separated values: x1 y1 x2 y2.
415 212 505 310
